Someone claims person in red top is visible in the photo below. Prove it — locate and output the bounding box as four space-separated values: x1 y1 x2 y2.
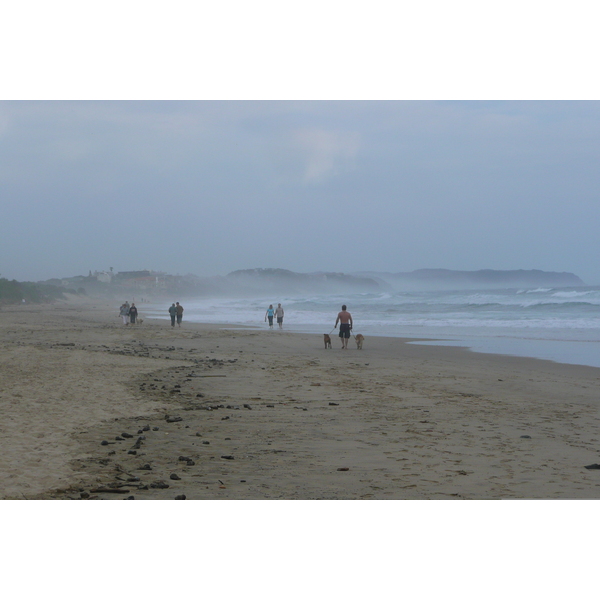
334 304 353 349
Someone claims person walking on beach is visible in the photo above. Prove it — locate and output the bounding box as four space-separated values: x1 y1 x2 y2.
265 304 275 329
119 302 130 326
175 302 184 327
129 303 138 324
275 303 284 329
334 304 353 349
168 303 177 327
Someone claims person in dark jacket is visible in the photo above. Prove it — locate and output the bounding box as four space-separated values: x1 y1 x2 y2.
129 303 138 324
168 303 177 327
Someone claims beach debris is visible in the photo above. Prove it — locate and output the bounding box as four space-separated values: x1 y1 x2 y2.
100 440 115 446
178 456 192 462
221 416 230 420
115 436 124 441
243 404 252 410
166 416 183 423
139 464 152 470
127 477 140 482
221 455 235 460
520 435 532 439
150 480 170 489
175 495 187 500
202 441 210 445
121 432 133 438
137 484 149 490
90 487 131 494
329 402 339 406
153 427 159 431
170 473 181 480
266 404 275 408
125 496 135 500
584 464 600 470
128 450 137 455
337 468 350 472
142 425 150 431
80 492 90 499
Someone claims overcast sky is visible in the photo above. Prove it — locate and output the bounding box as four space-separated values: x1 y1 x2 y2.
2 100 600 283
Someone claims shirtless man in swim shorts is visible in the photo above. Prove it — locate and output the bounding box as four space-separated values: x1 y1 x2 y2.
334 304 353 349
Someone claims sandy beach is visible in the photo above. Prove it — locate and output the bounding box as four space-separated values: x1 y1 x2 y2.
2 297 600 500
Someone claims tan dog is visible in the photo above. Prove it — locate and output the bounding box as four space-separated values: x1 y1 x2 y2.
355 334 364 349
323 333 332 349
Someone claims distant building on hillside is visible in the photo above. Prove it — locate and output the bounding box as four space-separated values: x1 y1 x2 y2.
113 270 167 290
94 270 113 283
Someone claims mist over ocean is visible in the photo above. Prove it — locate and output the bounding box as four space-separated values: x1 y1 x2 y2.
145 286 600 368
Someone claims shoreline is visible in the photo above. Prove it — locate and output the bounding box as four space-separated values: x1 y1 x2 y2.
142 305 600 370
2 299 600 499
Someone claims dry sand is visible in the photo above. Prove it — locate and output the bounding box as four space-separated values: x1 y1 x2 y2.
2 298 600 500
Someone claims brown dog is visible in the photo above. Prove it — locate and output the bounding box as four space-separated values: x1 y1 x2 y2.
323 334 332 349
355 334 364 349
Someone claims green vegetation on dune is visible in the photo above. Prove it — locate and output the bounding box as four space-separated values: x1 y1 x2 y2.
0 277 82 304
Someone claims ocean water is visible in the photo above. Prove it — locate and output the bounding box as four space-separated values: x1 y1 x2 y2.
145 286 600 368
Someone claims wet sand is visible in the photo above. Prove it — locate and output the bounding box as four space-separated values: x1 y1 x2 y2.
2 298 600 500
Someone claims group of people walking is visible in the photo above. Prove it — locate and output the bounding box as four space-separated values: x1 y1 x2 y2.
118 301 139 325
119 300 353 345
263 302 354 348
265 303 285 329
118 301 184 327
168 302 184 327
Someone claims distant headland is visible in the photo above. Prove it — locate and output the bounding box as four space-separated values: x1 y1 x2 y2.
0 267 587 304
